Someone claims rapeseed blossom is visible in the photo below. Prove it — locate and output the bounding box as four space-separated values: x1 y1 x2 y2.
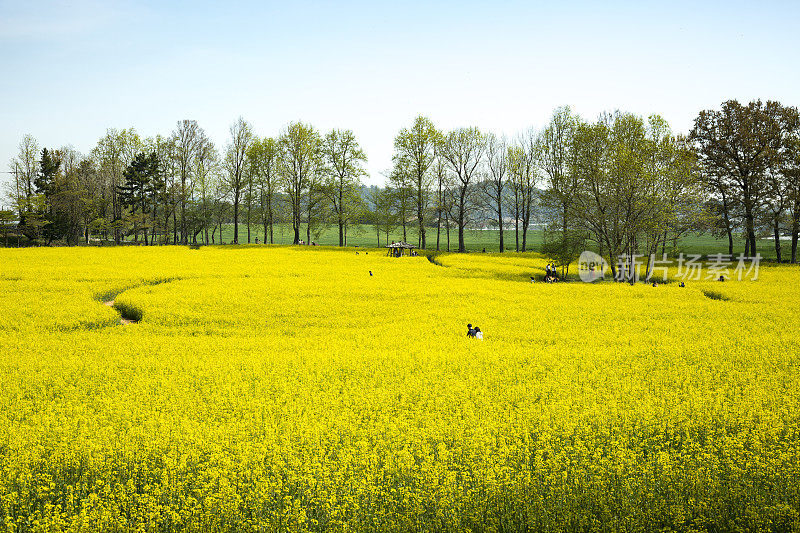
0 246 798 531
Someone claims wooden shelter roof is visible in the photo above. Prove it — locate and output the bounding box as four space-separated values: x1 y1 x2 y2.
386 241 416 249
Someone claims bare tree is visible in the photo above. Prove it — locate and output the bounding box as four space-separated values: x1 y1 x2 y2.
482 133 508 252
432 143 450 251
440 127 486 252
507 129 538 252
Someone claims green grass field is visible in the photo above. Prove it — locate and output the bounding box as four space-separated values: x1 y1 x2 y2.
211 223 784 259
4 221 784 260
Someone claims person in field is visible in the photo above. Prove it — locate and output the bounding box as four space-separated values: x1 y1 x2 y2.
474 327 483 340
467 324 476 338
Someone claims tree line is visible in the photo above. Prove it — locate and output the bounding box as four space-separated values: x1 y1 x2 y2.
3 119 368 247
4 100 800 267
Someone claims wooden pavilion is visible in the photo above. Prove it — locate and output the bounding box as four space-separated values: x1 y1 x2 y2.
386 241 416 257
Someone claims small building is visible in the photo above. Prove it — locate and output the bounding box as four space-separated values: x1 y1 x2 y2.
386 241 416 257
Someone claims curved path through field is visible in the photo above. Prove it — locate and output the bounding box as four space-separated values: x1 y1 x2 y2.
103 298 136 325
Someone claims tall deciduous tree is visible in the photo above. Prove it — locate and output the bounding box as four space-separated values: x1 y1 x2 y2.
440 127 486 252
223 117 253 245
507 130 538 252
368 186 396 246
278 122 321 245
690 100 791 256
171 120 205 244
10 135 39 225
431 140 452 251
248 137 279 244
393 116 438 249
538 106 578 239
570 112 693 280
323 129 367 246
387 160 413 243
482 133 508 252
194 135 219 244
93 128 141 243
785 134 800 263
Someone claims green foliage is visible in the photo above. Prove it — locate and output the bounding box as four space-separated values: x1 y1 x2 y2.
541 230 586 277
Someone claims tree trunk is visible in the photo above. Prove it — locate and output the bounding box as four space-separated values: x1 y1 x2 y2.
792 200 800 264
445 210 451 252
247 182 252 244
267 197 273 244
521 201 529 252
436 201 441 251
458 188 467 253
233 195 239 244
744 195 757 257
164 203 170 245
498 206 504 253
514 196 519 252
727 228 734 256
719 188 734 255
774 219 782 262
521 225 527 252
418 203 426 250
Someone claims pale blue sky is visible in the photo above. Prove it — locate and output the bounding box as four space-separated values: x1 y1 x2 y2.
1 0 798 192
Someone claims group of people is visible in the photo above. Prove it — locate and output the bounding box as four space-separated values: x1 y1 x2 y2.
543 263 560 283
466 323 484 340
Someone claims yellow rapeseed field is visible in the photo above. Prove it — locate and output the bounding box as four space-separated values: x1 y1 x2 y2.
1 246 799 532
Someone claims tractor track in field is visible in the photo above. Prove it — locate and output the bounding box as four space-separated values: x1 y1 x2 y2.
103 299 136 325
97 277 181 326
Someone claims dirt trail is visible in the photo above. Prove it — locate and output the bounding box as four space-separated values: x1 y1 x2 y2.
104 299 135 325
